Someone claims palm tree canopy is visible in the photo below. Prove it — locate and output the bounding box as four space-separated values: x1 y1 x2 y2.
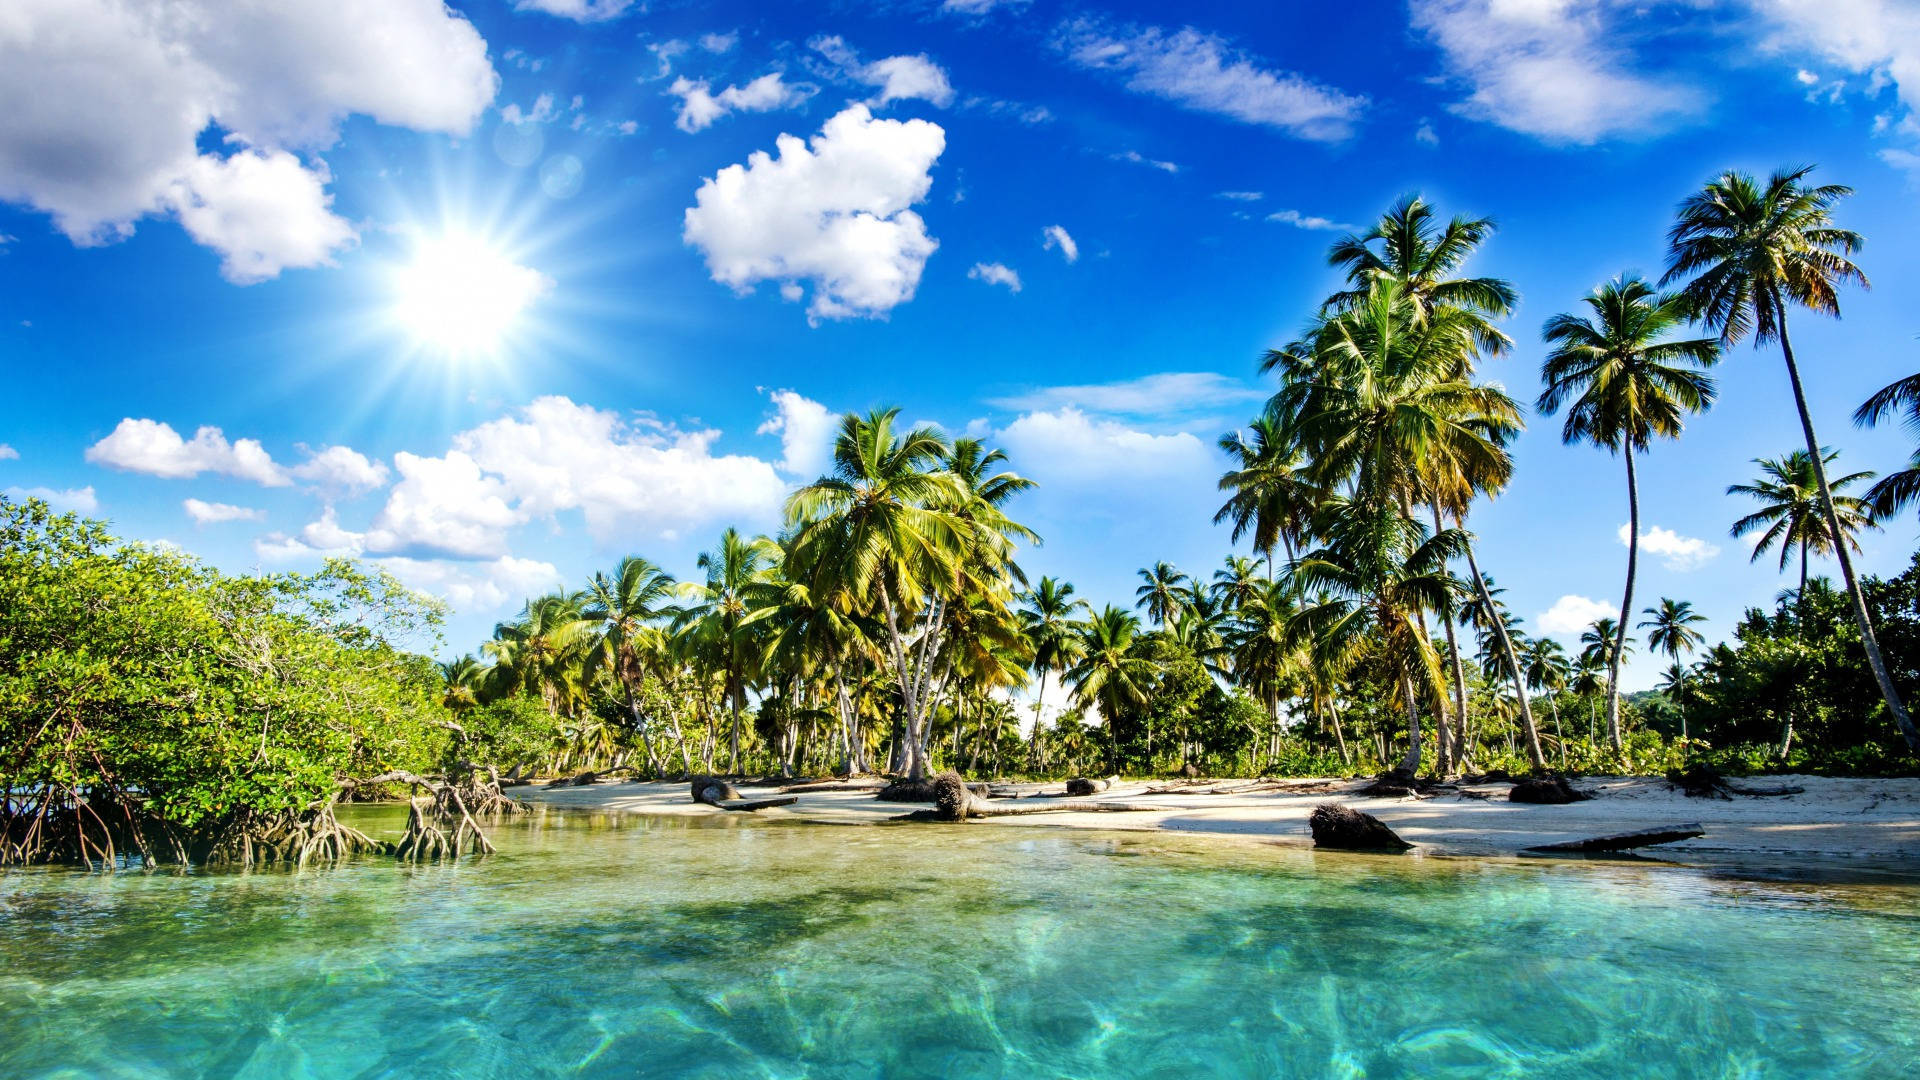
1537 276 1721 453
1134 561 1191 626
1323 192 1518 358
1637 597 1707 661
1727 449 1877 569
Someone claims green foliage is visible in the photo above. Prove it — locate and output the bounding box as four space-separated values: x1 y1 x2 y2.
459 696 566 772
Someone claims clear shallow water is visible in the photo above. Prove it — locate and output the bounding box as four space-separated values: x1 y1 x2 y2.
2 808 1917 1079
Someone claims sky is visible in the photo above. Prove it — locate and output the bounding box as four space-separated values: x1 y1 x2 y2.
2 0 1919 692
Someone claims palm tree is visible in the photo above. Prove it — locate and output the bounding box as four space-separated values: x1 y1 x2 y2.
1211 555 1266 612
1018 576 1088 769
485 592 592 716
676 528 778 774
1664 165 1919 754
1638 598 1707 739
1215 415 1317 570
1066 606 1154 773
1569 652 1606 741
1521 637 1569 763
1854 359 1920 523
1538 275 1719 750
786 409 976 781
1134 562 1191 627
1323 192 1518 358
1228 578 1304 766
582 555 679 773
439 655 489 714
1728 449 1878 631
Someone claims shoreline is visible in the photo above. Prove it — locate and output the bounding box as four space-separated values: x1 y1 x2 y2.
521 773 1920 867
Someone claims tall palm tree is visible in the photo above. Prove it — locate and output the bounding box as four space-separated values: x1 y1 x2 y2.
786 409 976 781
1854 360 1920 522
1638 598 1707 739
1728 449 1877 630
1018 576 1088 769
1211 555 1266 612
582 555 679 772
439 655 489 715
1066 606 1155 774
1215 415 1317 570
1569 652 1606 741
1228 578 1304 765
1538 275 1719 750
485 592 592 716
1664 165 1919 753
1323 192 1518 358
676 528 778 773
1521 637 1569 763
1134 562 1191 627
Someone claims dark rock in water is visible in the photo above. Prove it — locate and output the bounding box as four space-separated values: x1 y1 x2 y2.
1309 803 1412 851
875 778 940 803
689 777 741 803
1508 777 1591 804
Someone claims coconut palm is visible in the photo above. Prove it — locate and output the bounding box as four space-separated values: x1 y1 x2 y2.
1521 638 1570 763
676 528 779 774
1215 415 1318 569
1538 275 1719 750
1664 165 1919 753
1066 606 1155 773
1018 576 1088 770
581 555 679 772
438 655 489 715
1323 193 1518 358
786 409 976 781
1134 562 1191 627
485 592 593 716
1211 555 1266 613
1638 598 1708 738
1854 358 1920 523
1228 578 1304 764
1569 652 1606 741
1728 449 1877 630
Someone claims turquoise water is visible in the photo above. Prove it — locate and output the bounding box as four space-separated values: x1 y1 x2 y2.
2 808 1917 1078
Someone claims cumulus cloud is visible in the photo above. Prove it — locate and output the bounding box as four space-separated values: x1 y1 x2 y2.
810 37 956 108
968 261 1022 292
375 555 565 612
4 485 98 513
683 104 945 323
995 408 1215 488
1618 523 1720 571
1267 208 1355 231
1110 149 1180 173
290 445 390 499
85 418 289 486
757 390 837 478
989 372 1263 415
363 396 788 559
1411 0 1705 143
183 498 264 525
512 0 636 22
1041 224 1079 263
254 506 368 561
1056 17 1365 140
1538 594 1616 635
670 72 817 133
0 444 17 460
701 32 740 54
0 0 496 280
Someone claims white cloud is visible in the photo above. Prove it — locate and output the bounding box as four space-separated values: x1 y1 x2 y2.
757 390 837 478
700 32 740 54
1216 190 1264 201
512 0 636 22
1110 149 1180 173
1267 208 1354 231
995 408 1215 487
1538 594 1616 636
290 445 390 499
1411 0 1705 143
810 37 956 108
0 0 496 280
254 506 367 561
1759 0 1920 115
943 0 1029 13
0 444 16 460
4 485 98 513
682 104 945 323
1041 224 1079 263
1415 120 1440 145
989 372 1264 415
364 396 788 559
1618 523 1720 571
85 418 289 486
183 498 263 525
1056 17 1365 141
500 93 560 126
375 555 565 612
968 261 1022 292
670 72 817 133
164 150 356 284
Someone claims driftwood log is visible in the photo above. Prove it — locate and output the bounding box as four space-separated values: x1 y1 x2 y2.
896 773 1164 822
690 777 797 812
1308 803 1412 851
1525 824 1705 854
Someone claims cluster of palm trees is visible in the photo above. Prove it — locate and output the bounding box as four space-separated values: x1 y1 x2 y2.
443 164 1920 782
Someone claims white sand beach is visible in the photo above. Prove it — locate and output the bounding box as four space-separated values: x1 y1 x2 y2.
522 774 1920 863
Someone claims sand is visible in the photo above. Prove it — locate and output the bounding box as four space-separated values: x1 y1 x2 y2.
521 773 1920 865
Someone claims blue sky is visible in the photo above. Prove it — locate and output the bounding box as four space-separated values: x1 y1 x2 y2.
2 0 1919 690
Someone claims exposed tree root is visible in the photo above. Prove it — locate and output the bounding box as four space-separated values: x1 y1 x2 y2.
1308 803 1412 851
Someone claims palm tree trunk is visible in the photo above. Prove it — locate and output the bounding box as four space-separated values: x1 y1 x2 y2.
1798 543 1810 639
1463 540 1547 769
1329 695 1352 767
1028 669 1050 770
1548 695 1565 767
1608 440 1640 753
877 581 930 779
1772 294 1920 754
1397 673 1422 776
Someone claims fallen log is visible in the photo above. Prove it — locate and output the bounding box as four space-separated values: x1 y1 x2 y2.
1065 775 1120 796
690 777 796 812
1525 824 1705 854
1308 803 1412 851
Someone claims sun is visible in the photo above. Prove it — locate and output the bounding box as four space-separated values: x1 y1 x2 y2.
389 232 552 355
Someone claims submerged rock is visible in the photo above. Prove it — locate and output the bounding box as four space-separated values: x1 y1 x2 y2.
1308 803 1412 851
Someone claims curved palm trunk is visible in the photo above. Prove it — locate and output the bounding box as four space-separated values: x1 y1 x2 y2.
1547 695 1565 766
1431 506 1474 773
1027 669 1051 770
1773 300 1920 754
624 687 661 777
1328 696 1352 767
1397 673 1423 776
1463 540 1547 769
1608 441 1639 752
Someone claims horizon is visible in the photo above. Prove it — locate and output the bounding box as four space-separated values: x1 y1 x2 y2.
5 0 1920 694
